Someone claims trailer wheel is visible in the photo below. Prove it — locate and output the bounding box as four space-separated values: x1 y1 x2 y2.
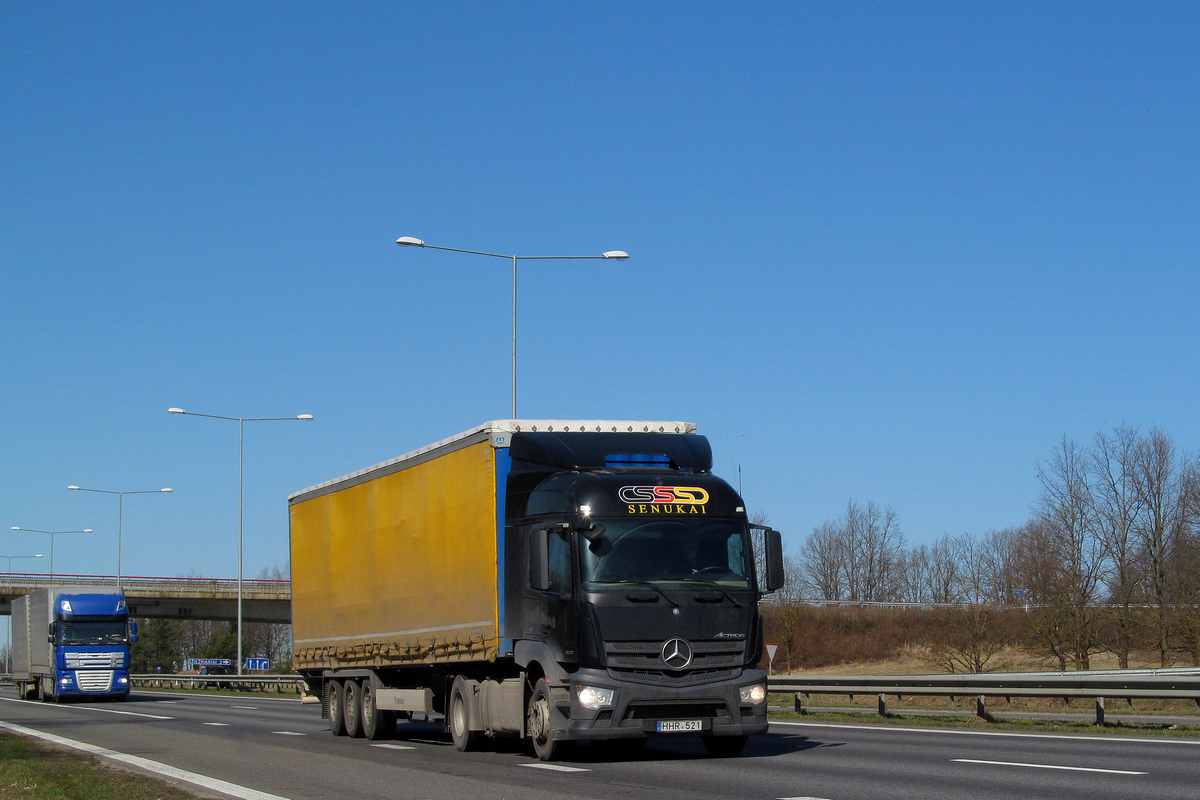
527 678 567 761
702 735 748 757
344 679 364 738
361 682 395 740
328 680 347 736
449 678 481 752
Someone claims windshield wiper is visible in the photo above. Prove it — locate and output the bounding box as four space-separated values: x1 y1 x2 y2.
592 580 681 608
672 579 744 608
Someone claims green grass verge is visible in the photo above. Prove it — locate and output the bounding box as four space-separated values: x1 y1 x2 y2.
0 731 201 800
769 708 1200 737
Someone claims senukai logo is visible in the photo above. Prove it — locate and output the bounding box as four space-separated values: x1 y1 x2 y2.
626 503 708 515
618 486 709 505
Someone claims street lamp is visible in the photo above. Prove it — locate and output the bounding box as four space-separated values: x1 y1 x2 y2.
66 487 171 591
1 553 42 673
9 528 91 584
0 553 44 574
396 236 629 418
168 407 313 675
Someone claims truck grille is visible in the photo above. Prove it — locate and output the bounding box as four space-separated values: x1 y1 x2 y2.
75 670 115 692
65 652 125 669
604 639 745 685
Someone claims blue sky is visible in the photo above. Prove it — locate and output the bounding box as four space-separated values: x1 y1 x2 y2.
2 2 1198 581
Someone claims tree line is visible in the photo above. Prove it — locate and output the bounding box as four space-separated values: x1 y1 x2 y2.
775 426 1200 671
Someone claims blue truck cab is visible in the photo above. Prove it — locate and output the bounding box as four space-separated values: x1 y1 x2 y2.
12 587 138 702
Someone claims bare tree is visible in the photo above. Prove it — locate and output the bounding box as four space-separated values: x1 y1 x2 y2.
1035 438 1104 669
843 500 905 602
1131 429 1185 667
800 520 847 600
1091 425 1144 668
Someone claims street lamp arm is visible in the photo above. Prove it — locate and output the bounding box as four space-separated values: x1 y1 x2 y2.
397 239 630 262
169 408 314 422
11 527 93 534
68 487 169 495
397 240 512 259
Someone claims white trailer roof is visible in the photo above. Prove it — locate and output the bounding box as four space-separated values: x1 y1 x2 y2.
289 419 697 501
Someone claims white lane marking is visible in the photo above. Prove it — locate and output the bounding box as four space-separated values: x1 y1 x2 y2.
232 705 259 709
203 722 231 726
521 763 591 772
0 696 172 720
954 758 1147 775
371 743 415 750
0 720 292 800
772 720 1200 746
157 701 179 704
779 797 834 800
272 731 306 736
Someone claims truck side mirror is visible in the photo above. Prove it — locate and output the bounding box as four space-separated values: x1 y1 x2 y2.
529 527 551 592
47 622 56 643
130 621 139 643
763 528 785 593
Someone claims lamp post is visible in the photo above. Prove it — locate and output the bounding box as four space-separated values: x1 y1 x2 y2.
9 528 90 584
168 407 313 675
66 487 171 592
1 553 42 673
396 236 628 418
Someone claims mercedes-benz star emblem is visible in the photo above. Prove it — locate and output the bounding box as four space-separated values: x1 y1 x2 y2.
661 637 693 670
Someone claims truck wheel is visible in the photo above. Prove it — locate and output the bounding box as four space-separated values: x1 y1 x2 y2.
527 678 567 761
328 681 347 736
361 682 395 740
449 679 481 752
702 735 748 757
343 679 364 738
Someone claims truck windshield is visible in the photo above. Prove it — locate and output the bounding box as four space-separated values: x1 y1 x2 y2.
581 519 752 589
59 620 128 646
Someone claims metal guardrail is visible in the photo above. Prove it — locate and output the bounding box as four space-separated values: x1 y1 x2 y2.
129 674 308 695
769 667 1200 725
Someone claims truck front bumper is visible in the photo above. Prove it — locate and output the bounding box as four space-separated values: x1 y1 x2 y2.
54 669 131 697
555 667 769 741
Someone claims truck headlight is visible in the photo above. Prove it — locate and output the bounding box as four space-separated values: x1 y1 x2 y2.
117 677 129 684
60 677 71 685
576 684 615 710
739 684 766 704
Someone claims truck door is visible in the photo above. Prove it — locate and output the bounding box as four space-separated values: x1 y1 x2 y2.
523 527 577 660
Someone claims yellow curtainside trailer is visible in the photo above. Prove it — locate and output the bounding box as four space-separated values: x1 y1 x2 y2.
289 419 783 760
290 434 503 671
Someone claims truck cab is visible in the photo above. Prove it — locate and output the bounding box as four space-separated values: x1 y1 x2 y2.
13 590 137 702
509 433 784 758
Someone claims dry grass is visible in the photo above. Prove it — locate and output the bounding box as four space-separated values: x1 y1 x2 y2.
0 732 202 800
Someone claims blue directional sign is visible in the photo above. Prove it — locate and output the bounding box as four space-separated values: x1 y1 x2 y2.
186 658 232 669
245 658 270 671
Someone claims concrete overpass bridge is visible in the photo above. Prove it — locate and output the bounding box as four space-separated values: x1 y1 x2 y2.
0 573 291 624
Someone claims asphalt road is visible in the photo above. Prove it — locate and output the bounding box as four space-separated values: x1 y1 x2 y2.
1 687 1197 800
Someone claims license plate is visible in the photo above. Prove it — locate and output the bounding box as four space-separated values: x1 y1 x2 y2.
656 719 703 733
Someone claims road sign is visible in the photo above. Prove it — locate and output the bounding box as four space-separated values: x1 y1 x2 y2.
245 658 270 671
765 643 779 663
186 658 232 669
